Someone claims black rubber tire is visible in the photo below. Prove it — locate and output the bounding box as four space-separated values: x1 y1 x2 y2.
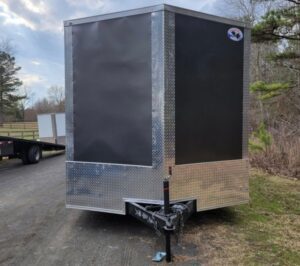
27 145 41 164
21 151 29 164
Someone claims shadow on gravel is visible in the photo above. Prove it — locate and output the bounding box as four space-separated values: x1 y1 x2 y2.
187 207 239 228
76 207 237 232
71 207 240 264
75 211 153 235
75 206 238 235
42 151 65 159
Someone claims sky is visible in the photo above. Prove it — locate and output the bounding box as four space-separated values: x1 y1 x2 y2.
0 0 223 104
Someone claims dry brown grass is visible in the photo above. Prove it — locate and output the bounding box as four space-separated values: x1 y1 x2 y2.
157 170 300 265
251 135 300 179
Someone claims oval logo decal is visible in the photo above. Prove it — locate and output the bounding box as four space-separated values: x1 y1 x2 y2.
227 27 243 42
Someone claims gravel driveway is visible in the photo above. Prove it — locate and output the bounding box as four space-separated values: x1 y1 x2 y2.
0 153 202 266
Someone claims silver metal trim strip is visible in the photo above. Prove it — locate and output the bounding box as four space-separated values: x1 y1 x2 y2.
64 26 74 161
164 4 247 28
64 5 164 26
66 204 125 215
123 198 164 205
242 28 251 159
164 11 176 175
172 158 248 168
123 197 197 205
66 160 153 169
151 11 165 169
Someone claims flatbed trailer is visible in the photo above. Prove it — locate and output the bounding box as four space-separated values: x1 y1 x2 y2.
0 136 65 164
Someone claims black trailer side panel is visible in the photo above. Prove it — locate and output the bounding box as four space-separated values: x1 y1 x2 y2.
72 14 152 165
175 14 244 164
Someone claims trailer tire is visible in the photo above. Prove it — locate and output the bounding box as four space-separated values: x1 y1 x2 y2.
27 145 41 164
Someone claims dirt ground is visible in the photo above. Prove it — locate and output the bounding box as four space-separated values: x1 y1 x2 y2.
0 154 299 266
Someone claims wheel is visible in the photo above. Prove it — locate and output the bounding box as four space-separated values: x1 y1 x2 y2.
21 151 29 165
28 145 41 164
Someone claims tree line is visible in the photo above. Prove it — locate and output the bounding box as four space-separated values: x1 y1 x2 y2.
0 41 65 124
223 0 300 178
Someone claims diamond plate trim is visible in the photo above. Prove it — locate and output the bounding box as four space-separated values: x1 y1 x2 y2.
164 11 175 174
64 26 74 161
243 28 251 158
170 159 249 211
66 162 163 213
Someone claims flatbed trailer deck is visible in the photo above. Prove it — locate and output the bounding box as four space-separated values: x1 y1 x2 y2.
0 136 65 164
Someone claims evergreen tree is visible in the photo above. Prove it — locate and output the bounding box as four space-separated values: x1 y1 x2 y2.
0 51 24 124
251 0 300 97
252 0 300 43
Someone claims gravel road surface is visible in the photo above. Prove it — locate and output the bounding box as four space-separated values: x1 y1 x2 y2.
0 154 202 266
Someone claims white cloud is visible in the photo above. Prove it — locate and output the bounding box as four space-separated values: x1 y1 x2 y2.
31 60 41 66
0 0 62 33
19 72 46 87
0 1 36 30
21 0 47 14
66 0 104 10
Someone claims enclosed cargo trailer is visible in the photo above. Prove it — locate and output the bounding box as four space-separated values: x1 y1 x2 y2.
65 5 250 260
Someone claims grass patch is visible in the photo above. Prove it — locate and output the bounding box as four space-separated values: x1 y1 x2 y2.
231 170 300 265
181 170 300 265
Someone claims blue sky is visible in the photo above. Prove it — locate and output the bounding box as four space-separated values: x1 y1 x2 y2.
0 0 222 104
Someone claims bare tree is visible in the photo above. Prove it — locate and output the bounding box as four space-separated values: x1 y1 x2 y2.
33 98 55 114
19 87 35 120
24 85 65 121
48 85 65 112
219 0 274 26
0 38 14 55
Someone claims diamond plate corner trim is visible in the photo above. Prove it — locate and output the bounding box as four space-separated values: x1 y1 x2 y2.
163 11 176 175
243 28 251 159
152 10 165 169
65 25 74 161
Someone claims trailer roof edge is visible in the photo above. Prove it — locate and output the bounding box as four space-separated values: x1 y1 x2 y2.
64 4 249 29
